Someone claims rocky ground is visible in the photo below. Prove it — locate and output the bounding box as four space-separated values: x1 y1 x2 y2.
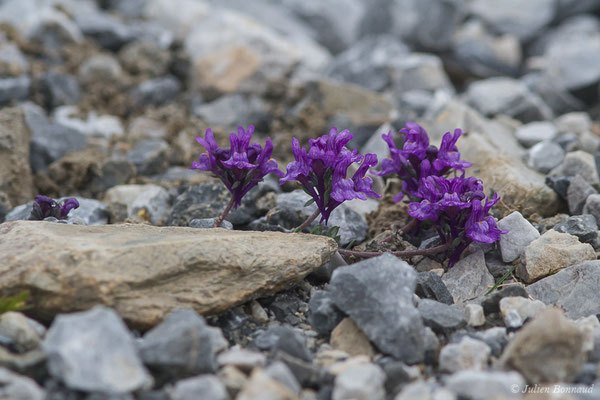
2 0 600 399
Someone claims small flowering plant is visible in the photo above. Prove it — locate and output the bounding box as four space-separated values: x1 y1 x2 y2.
407 175 507 266
191 121 506 270
374 122 472 202
29 195 79 220
280 127 381 226
191 125 283 226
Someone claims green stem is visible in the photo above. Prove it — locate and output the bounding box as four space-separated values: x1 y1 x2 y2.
485 265 517 295
294 209 321 232
215 196 236 227
338 242 449 259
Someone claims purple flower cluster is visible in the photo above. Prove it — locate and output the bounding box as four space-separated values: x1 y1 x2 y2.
30 195 79 220
191 126 283 208
408 176 507 266
280 127 381 224
375 122 472 202
191 121 506 268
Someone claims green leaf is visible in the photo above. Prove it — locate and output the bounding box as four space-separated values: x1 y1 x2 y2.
303 198 315 207
485 265 517 296
310 225 323 235
345 239 356 249
451 236 463 248
0 290 30 314
326 226 340 238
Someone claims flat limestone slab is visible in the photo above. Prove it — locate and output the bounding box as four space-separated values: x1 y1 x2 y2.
0 221 337 329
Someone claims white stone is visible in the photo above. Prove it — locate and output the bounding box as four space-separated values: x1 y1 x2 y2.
497 211 540 263
439 337 491 373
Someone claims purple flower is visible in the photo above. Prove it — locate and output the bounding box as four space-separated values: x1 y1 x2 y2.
30 195 79 220
280 127 381 224
407 175 506 267
375 122 472 202
192 126 283 208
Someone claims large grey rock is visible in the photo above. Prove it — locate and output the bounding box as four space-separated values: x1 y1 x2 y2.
442 251 494 303
497 211 540 263
328 253 426 363
0 221 336 329
517 229 596 283
42 306 152 393
0 367 45 400
527 261 600 319
465 77 552 122
499 308 585 383
470 0 555 41
139 309 227 377
445 370 525 400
